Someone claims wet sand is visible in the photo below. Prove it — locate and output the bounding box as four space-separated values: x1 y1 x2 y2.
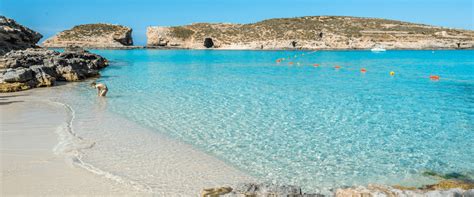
0 95 143 195
0 86 254 196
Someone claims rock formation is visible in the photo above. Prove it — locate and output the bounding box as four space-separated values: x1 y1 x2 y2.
0 16 109 92
147 16 474 50
202 182 474 197
202 183 323 197
335 184 473 197
0 16 42 55
0 48 108 92
42 24 133 48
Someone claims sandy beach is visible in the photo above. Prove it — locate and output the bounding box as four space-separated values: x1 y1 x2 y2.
0 85 255 196
0 93 145 195
1 3 473 194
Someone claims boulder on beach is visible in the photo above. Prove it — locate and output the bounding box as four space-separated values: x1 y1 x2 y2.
42 23 133 48
0 16 43 55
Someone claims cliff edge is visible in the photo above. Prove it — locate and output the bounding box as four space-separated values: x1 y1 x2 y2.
42 24 133 48
0 16 43 55
147 16 474 50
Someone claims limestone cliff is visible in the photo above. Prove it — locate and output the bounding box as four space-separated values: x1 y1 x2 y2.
42 24 133 48
0 16 43 55
146 16 474 50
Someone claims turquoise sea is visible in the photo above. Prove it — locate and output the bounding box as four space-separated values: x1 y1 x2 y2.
68 50 474 192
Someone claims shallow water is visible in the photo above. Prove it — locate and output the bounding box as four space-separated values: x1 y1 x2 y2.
70 50 474 193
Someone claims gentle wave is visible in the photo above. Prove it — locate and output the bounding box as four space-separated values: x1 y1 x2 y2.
46 100 154 193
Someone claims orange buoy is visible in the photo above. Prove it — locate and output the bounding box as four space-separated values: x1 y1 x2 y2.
335 65 341 69
289 62 294 65
313 64 319 67
429 75 440 80
276 59 281 63
360 68 367 73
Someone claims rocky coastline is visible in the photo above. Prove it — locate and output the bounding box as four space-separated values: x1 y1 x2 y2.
0 16 108 92
34 16 474 50
146 16 474 50
0 48 108 92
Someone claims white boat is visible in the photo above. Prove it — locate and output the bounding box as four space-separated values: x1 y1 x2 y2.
371 46 386 52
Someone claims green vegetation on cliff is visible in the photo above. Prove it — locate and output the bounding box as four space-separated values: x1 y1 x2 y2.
170 27 195 39
169 16 473 44
57 24 130 40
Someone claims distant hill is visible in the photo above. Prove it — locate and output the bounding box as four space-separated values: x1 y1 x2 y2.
147 16 474 50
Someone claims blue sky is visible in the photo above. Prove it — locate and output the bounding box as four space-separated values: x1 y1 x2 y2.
1 0 473 45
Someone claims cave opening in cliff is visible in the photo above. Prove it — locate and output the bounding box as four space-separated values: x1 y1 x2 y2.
291 41 297 48
204 38 214 48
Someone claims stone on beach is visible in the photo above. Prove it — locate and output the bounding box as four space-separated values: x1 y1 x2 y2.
201 186 232 197
208 183 324 197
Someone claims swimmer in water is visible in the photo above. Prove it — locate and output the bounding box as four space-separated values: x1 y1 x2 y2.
91 82 108 97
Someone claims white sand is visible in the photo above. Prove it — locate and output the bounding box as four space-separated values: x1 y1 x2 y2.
0 85 255 196
0 95 143 195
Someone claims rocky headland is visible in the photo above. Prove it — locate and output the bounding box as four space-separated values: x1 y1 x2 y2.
42 23 133 48
147 16 474 50
0 16 108 92
0 16 43 55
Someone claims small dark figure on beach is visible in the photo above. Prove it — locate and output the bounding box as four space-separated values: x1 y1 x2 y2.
91 82 108 97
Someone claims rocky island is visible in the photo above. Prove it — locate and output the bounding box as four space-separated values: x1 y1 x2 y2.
147 16 474 50
42 23 133 48
0 16 108 92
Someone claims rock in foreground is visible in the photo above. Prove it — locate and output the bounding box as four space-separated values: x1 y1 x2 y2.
336 184 473 197
0 48 108 92
0 16 43 55
147 16 474 50
42 24 133 48
202 183 323 197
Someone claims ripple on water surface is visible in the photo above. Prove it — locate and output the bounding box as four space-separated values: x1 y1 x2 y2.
82 50 473 193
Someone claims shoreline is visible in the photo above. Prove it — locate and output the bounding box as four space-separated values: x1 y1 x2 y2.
2 85 472 196
0 84 256 195
0 72 472 196
0 93 142 195
42 46 474 51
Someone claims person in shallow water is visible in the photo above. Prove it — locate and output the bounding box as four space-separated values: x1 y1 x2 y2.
91 82 108 97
